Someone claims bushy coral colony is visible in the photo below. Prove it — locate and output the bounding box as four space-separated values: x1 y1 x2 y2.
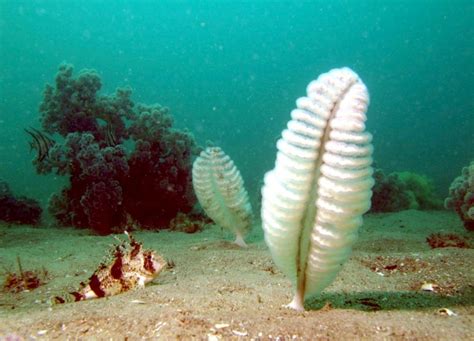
126 104 198 228
39 64 133 141
31 64 199 234
45 133 130 233
445 161 474 231
0 179 42 225
370 169 442 213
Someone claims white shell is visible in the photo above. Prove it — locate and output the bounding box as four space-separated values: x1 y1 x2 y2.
438 308 457 316
261 67 373 311
420 283 438 292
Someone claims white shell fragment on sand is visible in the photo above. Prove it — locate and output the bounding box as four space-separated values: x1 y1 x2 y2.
420 283 438 292
232 330 248 337
214 323 230 329
207 334 220 341
438 308 457 316
130 299 146 304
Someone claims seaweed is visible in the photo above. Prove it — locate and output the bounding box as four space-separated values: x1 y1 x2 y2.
426 233 471 249
2 257 49 293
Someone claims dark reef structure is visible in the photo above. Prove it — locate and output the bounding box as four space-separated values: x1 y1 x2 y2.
46 133 130 233
39 64 132 142
370 169 443 213
444 161 474 231
0 179 42 225
169 212 209 233
125 104 198 228
31 63 199 234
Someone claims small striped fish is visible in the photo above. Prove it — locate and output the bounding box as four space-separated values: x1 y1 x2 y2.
24 127 55 162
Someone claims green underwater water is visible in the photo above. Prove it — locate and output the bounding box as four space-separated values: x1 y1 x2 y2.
0 0 473 212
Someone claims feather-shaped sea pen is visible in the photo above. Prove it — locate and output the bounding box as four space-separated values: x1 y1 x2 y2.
261 67 374 311
192 147 253 247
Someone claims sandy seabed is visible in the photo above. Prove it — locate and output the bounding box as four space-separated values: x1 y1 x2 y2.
0 210 473 340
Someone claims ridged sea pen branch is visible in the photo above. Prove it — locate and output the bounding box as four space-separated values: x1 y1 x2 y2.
193 147 253 247
261 67 374 311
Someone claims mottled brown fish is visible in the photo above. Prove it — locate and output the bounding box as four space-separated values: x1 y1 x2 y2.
53 232 167 304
